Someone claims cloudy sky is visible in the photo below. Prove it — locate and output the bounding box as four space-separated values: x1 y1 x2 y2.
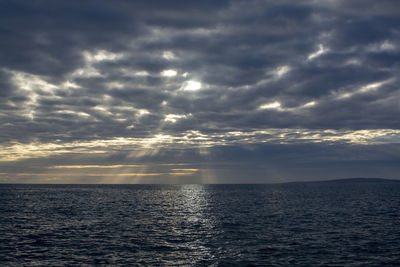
1 0 399 183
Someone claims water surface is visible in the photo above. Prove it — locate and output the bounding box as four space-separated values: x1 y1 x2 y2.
1 182 400 266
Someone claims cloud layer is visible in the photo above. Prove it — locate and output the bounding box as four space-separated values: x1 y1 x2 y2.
1 0 399 183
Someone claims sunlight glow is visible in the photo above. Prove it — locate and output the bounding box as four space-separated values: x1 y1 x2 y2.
113 173 162 176
161 69 177 77
359 80 390 93
275 65 291 77
61 80 80 89
168 168 199 176
182 80 202 91
22 164 201 183
168 172 196 176
49 164 142 169
71 50 124 79
11 71 57 93
131 70 150 76
56 110 91 118
171 169 199 172
93 106 113 115
259 101 281 110
336 79 392 99
83 50 124 62
137 109 150 117
2 129 400 162
71 66 102 78
164 114 188 123
302 101 317 108
162 51 175 60
9 70 59 120
307 44 329 60
13 173 164 177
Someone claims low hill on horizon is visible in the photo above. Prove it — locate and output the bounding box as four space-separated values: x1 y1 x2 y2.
287 177 400 184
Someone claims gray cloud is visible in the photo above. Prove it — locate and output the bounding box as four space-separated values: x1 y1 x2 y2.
1 0 399 182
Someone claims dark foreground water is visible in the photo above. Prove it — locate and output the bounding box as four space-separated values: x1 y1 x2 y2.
1 182 400 266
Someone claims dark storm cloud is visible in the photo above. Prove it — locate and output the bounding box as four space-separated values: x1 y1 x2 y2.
1 0 399 182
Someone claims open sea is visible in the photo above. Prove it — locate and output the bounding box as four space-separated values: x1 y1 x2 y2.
1 181 400 266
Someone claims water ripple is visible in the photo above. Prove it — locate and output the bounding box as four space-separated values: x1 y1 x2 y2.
1 183 400 265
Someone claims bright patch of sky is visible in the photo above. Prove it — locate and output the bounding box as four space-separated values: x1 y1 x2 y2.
336 79 392 99
307 44 329 60
161 69 177 77
182 81 202 91
259 101 281 110
83 50 124 62
164 114 189 123
162 51 175 60
274 65 291 77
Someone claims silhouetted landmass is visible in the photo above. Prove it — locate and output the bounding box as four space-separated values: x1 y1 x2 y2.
286 178 400 184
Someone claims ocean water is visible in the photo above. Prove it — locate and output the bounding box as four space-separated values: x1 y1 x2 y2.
1 182 400 266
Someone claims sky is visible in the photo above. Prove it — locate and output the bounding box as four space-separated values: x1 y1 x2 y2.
0 0 399 184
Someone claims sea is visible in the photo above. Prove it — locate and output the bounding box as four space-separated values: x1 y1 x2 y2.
1 181 400 266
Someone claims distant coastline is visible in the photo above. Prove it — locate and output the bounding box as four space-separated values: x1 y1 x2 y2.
283 177 400 184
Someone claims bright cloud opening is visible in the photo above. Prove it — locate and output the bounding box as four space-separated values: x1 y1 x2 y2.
337 79 392 99
83 50 124 62
134 70 150 76
161 69 177 77
307 44 329 60
182 80 202 91
137 109 150 117
259 101 281 110
162 51 175 60
275 65 291 77
302 101 317 108
164 114 188 123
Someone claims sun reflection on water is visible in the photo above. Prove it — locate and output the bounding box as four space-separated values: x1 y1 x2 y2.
175 184 215 262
